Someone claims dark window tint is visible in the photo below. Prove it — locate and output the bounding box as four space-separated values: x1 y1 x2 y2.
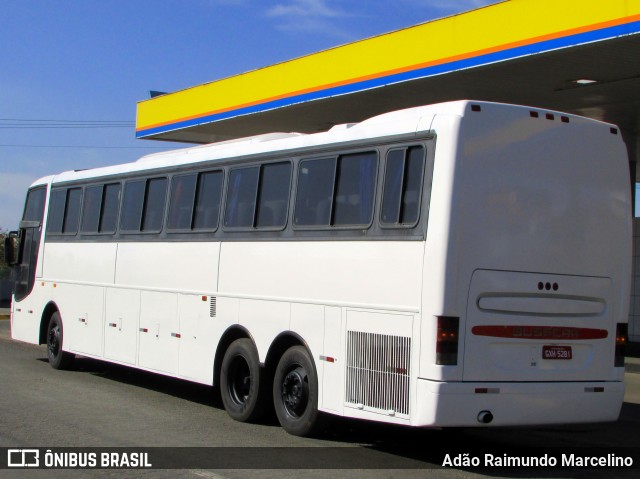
294 158 336 226
381 146 425 226
22 187 47 222
294 151 377 227
81 185 102 233
256 162 291 228
332 152 377 226
62 188 82 234
47 187 82 234
47 190 66 233
381 149 404 224
402 147 425 223
168 174 197 230
193 171 223 230
141 178 167 232
120 180 145 231
224 167 259 228
100 183 121 233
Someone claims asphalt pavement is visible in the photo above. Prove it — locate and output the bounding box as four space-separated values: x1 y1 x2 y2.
1 320 640 478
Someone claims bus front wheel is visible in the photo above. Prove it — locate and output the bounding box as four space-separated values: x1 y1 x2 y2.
46 312 75 370
220 338 268 422
273 345 319 436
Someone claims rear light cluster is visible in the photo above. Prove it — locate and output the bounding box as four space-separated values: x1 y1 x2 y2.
436 316 459 365
615 323 628 367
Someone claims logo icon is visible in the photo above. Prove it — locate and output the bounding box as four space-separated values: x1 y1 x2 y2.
7 449 40 468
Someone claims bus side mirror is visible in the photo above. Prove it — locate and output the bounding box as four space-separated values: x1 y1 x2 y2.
4 231 19 266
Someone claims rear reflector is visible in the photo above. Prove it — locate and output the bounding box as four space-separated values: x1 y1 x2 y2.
585 387 605 393
475 387 500 394
319 355 336 363
472 325 608 340
615 323 627 367
436 316 459 365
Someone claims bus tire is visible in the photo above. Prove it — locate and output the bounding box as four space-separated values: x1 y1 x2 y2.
273 345 319 437
46 312 75 370
220 338 267 422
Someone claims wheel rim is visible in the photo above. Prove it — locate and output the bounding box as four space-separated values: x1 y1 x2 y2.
48 324 60 358
281 366 309 418
228 355 251 406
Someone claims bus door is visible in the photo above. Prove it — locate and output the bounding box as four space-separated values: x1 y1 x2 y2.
12 187 47 302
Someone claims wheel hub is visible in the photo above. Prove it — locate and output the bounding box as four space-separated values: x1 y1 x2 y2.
281 367 308 416
229 357 251 405
48 326 60 357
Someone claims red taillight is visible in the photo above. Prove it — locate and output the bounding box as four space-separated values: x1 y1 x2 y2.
615 323 627 367
436 316 459 365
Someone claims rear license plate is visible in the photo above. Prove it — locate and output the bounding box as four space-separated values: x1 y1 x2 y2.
542 345 572 360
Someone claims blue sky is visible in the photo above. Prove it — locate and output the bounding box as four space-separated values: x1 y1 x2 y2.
2 0 503 229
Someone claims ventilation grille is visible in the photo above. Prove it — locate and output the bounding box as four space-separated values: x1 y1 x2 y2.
209 297 217 317
346 331 411 416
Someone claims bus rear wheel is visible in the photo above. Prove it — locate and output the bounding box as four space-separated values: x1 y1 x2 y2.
273 345 319 436
220 338 268 422
46 312 75 370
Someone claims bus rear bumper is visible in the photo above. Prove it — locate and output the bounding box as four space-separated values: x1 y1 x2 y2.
414 378 624 427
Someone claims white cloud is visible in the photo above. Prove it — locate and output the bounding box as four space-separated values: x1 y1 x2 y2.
265 0 354 39
402 0 502 15
267 0 346 19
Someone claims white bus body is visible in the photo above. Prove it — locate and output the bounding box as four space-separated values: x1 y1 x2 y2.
7 101 630 435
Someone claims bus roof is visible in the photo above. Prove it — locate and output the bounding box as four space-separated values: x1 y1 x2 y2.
39 100 614 187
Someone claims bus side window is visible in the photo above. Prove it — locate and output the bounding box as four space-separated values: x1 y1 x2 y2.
81 185 102 233
141 178 167 232
47 190 67 234
168 174 197 230
332 152 377 226
294 158 336 226
23 187 47 223
120 178 167 233
47 187 82 235
255 162 291 228
63 188 82 234
224 167 260 228
381 146 425 227
193 171 223 231
120 180 145 231
294 151 377 228
168 171 224 232
99 183 121 233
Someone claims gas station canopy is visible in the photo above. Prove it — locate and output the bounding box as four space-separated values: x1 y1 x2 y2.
135 0 640 154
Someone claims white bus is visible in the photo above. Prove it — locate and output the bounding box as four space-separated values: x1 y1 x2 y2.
4 100 631 436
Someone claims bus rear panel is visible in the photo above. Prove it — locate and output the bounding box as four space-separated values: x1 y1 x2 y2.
415 103 629 427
